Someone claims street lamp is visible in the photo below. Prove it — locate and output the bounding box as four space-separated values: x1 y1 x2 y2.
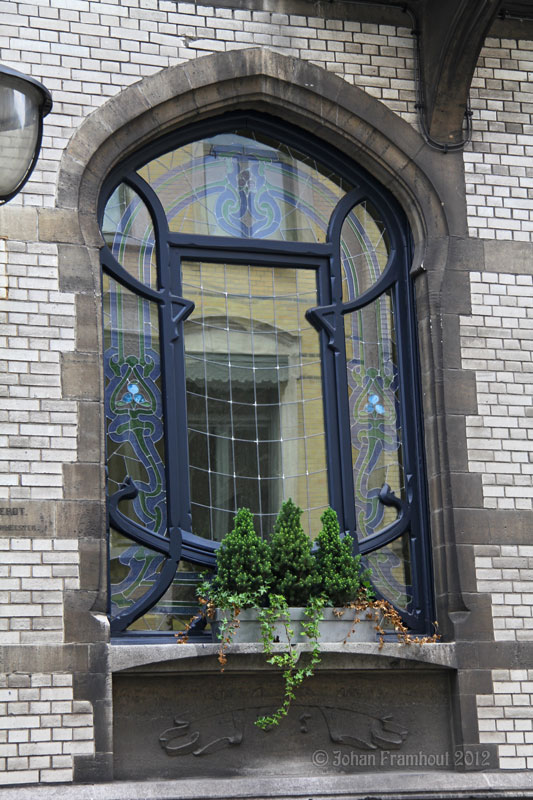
0 65 52 204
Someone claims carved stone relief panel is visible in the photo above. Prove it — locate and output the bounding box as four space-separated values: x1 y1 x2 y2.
113 669 452 779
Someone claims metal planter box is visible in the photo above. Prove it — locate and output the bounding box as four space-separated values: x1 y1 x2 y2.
212 607 379 644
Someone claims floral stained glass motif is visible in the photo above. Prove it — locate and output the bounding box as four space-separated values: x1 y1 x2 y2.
344 291 411 608
138 131 352 242
101 119 430 635
345 293 403 541
342 202 411 610
103 274 166 537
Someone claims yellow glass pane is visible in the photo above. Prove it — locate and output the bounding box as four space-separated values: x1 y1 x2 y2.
183 260 328 541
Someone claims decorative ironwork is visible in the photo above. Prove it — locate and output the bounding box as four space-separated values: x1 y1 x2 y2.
99 112 434 635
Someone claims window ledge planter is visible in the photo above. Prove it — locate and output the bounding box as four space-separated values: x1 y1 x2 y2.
212 606 381 644
182 502 439 731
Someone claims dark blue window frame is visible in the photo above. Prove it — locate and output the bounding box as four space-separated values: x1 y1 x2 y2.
99 111 435 637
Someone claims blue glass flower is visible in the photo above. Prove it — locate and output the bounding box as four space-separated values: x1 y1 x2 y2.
365 393 385 415
121 382 146 405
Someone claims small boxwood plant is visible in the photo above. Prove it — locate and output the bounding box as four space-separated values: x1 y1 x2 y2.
255 499 323 730
197 507 271 662
184 503 440 731
211 506 271 602
314 506 373 606
270 498 316 607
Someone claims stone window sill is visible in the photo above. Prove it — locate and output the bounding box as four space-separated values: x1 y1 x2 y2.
111 641 456 673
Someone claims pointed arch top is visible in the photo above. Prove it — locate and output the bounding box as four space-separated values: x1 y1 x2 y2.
59 47 466 251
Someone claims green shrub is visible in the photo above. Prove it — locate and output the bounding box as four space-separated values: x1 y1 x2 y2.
314 507 373 606
212 507 271 603
270 498 316 606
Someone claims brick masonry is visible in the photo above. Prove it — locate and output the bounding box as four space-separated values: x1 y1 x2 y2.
475 544 533 643
0 536 79 645
0 3 418 785
2 2 417 210
0 240 76 501
465 37 533 241
0 672 94 785
460 271 533 511
1 2 533 783
0 2 417 504
463 270 533 768
477 668 533 769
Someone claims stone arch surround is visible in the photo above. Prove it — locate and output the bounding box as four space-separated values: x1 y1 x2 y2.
56 46 481 643
58 47 460 248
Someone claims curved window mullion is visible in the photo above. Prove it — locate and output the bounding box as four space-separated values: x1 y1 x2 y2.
340 253 397 314
102 173 186 634
123 171 171 237
331 191 427 629
327 187 368 244
101 114 434 636
387 257 434 632
101 247 163 303
109 554 179 634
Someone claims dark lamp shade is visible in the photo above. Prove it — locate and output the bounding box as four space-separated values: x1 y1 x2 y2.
0 66 52 204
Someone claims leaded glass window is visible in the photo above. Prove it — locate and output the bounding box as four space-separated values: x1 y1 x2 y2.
100 113 433 637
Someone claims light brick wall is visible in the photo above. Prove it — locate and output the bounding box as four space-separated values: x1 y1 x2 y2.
3 3 533 785
0 240 76 500
2 1 416 209
0 673 94 785
0 537 79 645
0 7 415 785
0 4 418 786
464 35 533 770
475 544 533 643
477 669 533 769
460 271 533 510
0 2 417 503
465 37 533 241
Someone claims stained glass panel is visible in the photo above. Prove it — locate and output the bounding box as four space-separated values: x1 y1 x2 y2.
101 121 429 634
109 527 165 618
344 291 411 610
126 559 214 633
138 131 352 242
182 260 328 541
103 274 166 536
341 200 390 300
101 183 157 288
365 534 412 612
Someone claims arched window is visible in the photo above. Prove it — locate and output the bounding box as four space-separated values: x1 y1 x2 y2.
99 112 434 638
